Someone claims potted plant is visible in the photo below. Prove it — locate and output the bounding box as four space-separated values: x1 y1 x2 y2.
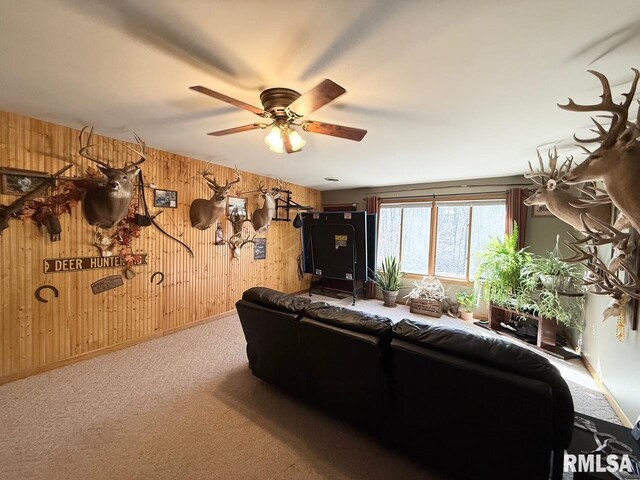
474 223 532 308
371 255 402 307
456 291 477 321
521 235 579 293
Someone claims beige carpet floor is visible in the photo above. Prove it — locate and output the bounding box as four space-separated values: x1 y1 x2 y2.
0 295 620 479
0 311 445 480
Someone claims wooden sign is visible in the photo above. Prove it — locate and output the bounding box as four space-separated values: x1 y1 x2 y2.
254 238 267 260
43 255 148 274
91 275 124 295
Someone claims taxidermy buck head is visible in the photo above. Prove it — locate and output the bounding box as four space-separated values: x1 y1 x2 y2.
559 68 640 232
78 126 146 229
524 147 611 232
0 165 71 236
251 180 282 233
189 168 240 230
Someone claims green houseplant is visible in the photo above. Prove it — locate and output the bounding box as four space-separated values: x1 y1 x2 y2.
456 291 477 321
474 223 532 308
372 255 402 307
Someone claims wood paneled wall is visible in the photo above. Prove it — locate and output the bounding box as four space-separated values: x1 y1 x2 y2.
0 111 320 382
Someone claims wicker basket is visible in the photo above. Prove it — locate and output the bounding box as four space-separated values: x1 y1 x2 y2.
409 298 443 317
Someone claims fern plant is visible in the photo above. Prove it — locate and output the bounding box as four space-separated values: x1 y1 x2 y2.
473 223 532 307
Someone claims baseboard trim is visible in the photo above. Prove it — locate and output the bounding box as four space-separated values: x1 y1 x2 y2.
0 309 236 387
581 356 633 427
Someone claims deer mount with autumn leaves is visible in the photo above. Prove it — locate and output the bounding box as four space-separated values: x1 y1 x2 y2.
526 68 640 335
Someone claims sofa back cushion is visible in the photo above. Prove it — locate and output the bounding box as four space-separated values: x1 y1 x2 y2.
300 317 389 430
303 302 393 339
242 287 310 315
392 318 573 448
236 299 307 395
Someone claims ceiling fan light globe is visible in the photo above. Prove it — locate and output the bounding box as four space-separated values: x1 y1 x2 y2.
265 125 284 151
288 129 306 152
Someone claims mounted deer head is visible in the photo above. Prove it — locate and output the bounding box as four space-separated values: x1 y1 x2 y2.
189 167 240 230
251 179 282 233
0 165 71 236
559 68 640 232
78 126 146 229
523 147 611 231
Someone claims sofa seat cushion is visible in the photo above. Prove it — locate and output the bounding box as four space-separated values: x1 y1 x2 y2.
393 318 574 448
242 287 311 315
303 303 393 339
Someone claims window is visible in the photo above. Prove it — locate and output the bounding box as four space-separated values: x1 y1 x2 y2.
377 197 506 282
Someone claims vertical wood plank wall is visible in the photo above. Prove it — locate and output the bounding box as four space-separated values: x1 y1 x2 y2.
0 111 321 382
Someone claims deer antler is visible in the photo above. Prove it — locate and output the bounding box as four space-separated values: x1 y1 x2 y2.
525 147 569 187
123 132 146 172
559 69 640 149
257 181 267 194
574 116 612 144
580 213 630 246
224 166 241 188
570 183 612 208
78 126 110 168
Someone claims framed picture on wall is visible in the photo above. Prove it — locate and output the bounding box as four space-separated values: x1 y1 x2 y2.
531 204 554 217
154 189 178 208
254 237 267 260
1 168 51 196
227 196 247 218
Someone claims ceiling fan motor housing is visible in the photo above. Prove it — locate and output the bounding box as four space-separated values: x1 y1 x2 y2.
259 88 301 119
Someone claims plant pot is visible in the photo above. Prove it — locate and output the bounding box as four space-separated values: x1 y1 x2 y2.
540 274 571 292
460 310 474 321
382 290 399 307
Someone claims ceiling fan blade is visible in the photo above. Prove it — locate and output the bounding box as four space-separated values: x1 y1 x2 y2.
207 124 268 136
301 121 367 141
283 132 294 154
190 86 270 117
287 79 346 117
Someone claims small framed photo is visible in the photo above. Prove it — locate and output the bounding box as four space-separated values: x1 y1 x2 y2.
154 189 178 208
254 237 267 260
1 169 50 196
227 196 247 218
531 204 554 217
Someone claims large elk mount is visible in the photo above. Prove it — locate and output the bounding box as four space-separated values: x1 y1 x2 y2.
526 68 640 339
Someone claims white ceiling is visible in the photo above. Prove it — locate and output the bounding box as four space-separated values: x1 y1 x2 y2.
1 0 639 191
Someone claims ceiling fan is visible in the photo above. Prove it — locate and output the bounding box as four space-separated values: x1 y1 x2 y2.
189 79 367 154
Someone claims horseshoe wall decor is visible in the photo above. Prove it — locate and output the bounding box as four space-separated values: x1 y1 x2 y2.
150 272 164 286
35 285 59 303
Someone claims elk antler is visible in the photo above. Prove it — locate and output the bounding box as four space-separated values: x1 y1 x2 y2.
123 132 147 172
78 126 110 168
558 69 640 149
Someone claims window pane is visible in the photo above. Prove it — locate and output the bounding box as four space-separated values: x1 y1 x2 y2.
469 204 506 278
400 207 431 274
377 207 401 268
435 206 470 277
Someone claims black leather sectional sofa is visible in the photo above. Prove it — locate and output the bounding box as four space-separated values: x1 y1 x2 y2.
236 287 574 480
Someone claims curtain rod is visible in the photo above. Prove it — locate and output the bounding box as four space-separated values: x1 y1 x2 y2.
365 182 531 197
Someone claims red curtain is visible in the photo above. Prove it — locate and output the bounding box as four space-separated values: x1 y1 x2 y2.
365 196 381 299
506 188 529 249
